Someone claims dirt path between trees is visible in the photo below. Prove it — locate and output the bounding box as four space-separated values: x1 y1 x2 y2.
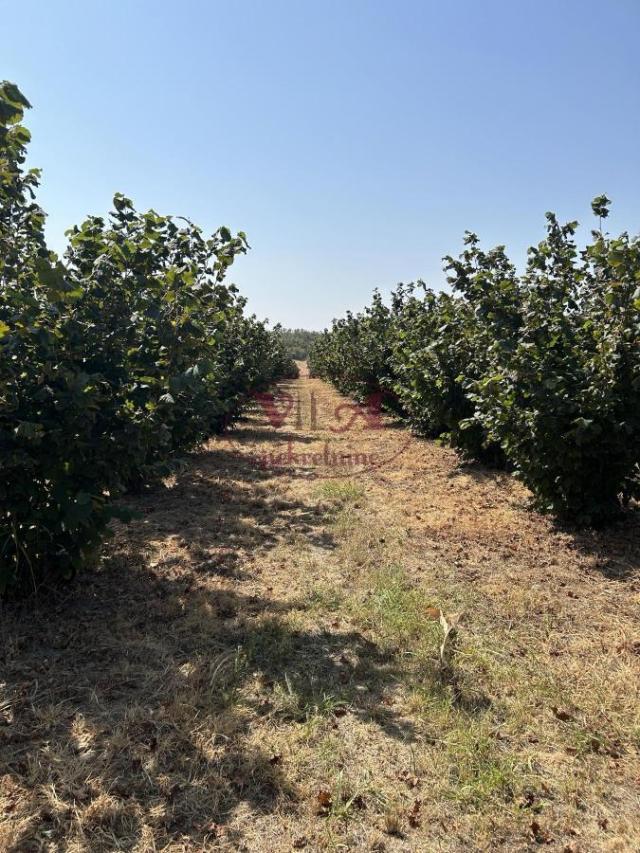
2 366 639 851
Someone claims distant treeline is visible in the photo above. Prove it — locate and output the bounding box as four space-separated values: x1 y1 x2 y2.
279 328 322 360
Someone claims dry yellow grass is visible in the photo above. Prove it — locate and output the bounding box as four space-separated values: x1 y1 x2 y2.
1 364 639 851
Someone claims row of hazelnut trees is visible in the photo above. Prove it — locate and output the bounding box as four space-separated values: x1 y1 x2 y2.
309 199 640 526
0 82 297 591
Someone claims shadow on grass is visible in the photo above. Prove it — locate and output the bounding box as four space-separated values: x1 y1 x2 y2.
0 430 437 850
561 512 640 581
449 458 640 582
229 426 318 445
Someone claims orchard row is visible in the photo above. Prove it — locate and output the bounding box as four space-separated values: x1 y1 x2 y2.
309 199 640 526
0 82 297 590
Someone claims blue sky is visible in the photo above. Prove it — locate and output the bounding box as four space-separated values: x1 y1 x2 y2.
4 0 639 329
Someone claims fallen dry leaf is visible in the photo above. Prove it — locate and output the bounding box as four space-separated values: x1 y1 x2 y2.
529 819 552 844
439 610 463 670
398 769 420 788
204 821 225 838
314 789 333 816
407 798 422 828
552 706 575 722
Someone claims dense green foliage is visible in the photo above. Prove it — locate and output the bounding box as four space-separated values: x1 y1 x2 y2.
0 82 295 591
307 291 393 400
309 202 640 525
278 327 321 361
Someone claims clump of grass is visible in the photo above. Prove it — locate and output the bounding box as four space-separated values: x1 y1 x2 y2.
323 771 369 822
306 584 346 614
269 676 348 724
243 617 296 667
316 480 365 506
444 722 518 807
382 799 405 836
352 566 441 658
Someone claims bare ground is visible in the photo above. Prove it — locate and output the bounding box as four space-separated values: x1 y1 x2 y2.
1 365 639 851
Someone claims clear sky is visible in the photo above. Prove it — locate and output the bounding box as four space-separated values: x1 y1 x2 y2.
4 0 639 330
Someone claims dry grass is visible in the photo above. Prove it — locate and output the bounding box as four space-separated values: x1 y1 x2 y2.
1 364 639 851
